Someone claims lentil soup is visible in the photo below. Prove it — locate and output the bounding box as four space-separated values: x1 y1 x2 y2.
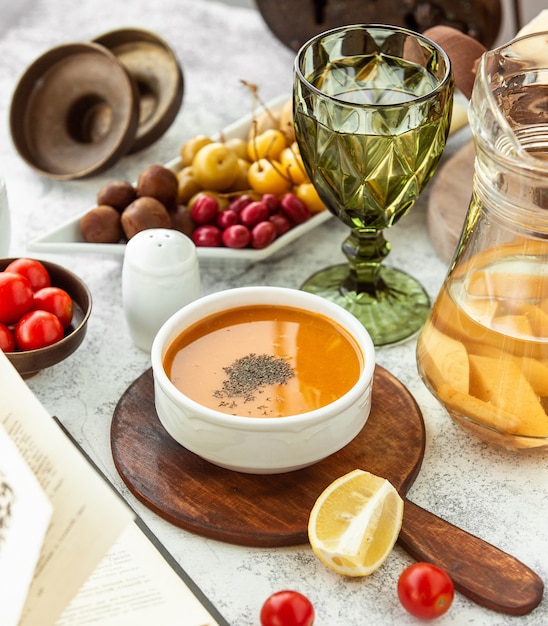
163 304 363 417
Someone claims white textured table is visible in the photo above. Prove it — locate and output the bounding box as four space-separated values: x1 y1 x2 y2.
1 1 547 624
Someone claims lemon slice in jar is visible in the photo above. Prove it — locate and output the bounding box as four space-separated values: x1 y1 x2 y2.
308 469 404 577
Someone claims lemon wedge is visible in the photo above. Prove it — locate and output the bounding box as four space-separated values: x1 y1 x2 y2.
308 469 404 577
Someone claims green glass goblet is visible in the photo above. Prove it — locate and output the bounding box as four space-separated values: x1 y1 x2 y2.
294 24 454 346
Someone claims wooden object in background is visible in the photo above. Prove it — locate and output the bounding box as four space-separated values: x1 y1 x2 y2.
256 0 501 52
427 140 475 263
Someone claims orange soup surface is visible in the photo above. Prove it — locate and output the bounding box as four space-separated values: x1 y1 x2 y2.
163 305 363 417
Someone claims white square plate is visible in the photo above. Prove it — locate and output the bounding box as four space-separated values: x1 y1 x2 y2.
27 96 331 263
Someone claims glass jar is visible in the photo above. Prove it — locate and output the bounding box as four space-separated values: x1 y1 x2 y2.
417 31 548 450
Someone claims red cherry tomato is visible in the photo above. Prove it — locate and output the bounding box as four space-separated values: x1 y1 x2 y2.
397 563 454 620
5 258 51 292
260 590 314 626
15 310 64 351
0 272 34 325
0 323 15 352
33 286 73 329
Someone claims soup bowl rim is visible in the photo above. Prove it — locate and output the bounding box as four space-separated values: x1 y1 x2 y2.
151 285 376 429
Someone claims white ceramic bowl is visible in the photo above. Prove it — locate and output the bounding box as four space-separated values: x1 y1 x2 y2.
151 286 375 474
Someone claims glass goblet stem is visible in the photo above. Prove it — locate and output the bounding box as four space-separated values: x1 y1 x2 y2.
302 224 431 346
341 228 390 295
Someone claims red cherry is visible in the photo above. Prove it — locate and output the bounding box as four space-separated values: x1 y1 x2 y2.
280 193 311 224
251 221 277 249
222 224 251 249
216 209 240 229
192 224 222 247
191 194 219 224
240 201 269 228
269 213 292 236
228 194 254 214
262 193 281 214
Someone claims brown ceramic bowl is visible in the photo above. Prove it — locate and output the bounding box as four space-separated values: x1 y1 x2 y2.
1 258 92 377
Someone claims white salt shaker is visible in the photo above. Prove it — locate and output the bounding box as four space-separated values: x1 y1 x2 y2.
122 229 200 352
0 179 11 256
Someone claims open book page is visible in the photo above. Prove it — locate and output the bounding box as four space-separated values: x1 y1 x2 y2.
56 521 222 626
0 352 227 626
0 424 53 626
0 353 134 626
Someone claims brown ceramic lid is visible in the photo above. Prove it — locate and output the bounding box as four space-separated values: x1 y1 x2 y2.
93 28 184 153
10 42 140 180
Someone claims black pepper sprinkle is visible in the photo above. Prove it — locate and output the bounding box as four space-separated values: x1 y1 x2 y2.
213 353 295 404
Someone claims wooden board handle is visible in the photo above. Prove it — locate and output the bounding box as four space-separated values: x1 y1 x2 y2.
398 499 544 615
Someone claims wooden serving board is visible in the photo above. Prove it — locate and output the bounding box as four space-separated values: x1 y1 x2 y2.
111 365 424 547
427 139 475 263
111 366 543 615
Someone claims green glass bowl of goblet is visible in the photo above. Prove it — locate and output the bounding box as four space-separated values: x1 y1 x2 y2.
294 24 454 346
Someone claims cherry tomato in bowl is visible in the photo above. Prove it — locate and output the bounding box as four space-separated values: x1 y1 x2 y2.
33 286 73 329
15 310 64 351
397 562 454 620
0 258 91 376
0 323 15 352
0 271 34 325
5 257 51 291
260 590 314 626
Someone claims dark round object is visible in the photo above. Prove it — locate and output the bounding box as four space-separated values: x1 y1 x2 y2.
97 180 136 212
1 258 92 377
171 205 195 238
121 196 172 240
80 205 123 243
9 43 140 180
136 164 178 211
